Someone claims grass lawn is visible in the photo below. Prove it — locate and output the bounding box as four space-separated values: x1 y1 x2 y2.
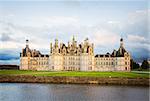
0 70 149 78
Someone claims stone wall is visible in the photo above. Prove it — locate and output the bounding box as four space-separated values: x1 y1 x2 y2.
0 75 149 86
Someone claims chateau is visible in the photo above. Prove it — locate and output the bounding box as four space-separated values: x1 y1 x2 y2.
20 36 131 71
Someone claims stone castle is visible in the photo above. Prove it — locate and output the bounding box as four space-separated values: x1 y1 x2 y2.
20 36 131 71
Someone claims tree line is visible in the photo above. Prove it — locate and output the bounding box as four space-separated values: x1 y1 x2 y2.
130 59 150 70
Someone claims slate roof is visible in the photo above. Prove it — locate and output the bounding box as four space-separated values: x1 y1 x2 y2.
116 47 127 57
95 46 127 58
22 47 31 57
21 46 49 57
95 54 111 58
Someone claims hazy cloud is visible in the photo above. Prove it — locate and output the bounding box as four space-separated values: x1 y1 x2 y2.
0 2 149 64
1 33 12 42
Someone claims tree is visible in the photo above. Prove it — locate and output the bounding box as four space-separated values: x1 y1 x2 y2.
130 59 140 70
141 60 149 69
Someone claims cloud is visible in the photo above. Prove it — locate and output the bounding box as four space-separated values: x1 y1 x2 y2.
0 60 19 65
1 33 12 42
123 10 149 62
0 16 82 56
123 9 148 37
127 34 150 62
92 28 120 47
127 34 150 44
0 49 20 64
0 8 149 64
131 48 149 63
21 16 80 28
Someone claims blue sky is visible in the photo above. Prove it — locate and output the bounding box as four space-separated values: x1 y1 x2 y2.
0 0 149 64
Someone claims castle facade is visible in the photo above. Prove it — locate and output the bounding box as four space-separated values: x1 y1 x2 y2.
20 36 131 71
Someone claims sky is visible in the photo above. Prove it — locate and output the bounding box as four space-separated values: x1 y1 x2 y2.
0 0 149 65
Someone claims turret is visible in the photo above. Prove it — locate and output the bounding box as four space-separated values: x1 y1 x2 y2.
50 42 52 53
120 38 124 55
84 37 89 46
60 43 63 53
26 39 29 48
55 39 58 48
113 49 117 56
120 38 123 48
68 41 70 47
75 41 77 47
72 35 75 42
72 35 76 47
25 39 30 53
91 43 94 53
60 43 63 48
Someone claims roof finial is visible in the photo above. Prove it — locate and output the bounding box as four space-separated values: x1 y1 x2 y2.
120 33 124 42
120 38 123 42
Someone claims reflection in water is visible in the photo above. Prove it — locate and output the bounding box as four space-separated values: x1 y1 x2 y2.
0 83 149 101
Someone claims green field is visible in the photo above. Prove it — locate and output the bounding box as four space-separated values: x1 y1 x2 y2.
0 70 149 78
